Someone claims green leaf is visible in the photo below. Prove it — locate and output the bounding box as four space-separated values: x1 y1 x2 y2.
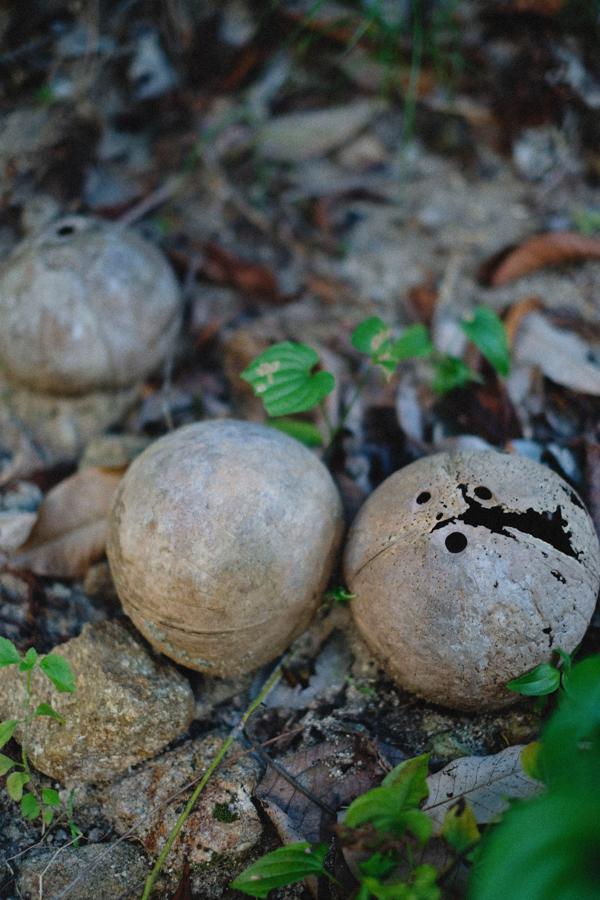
34 703 65 725
231 842 328 898
346 754 430 834
21 792 41 821
461 306 510 377
507 662 560 696
431 356 479 395
468 783 600 900
19 647 38 672
540 654 600 788
39 654 76 693
0 753 15 776
241 342 335 416
324 586 356 605
6 770 29 801
0 720 18 749
361 865 440 900
441 800 480 853
41 787 61 808
268 417 324 447
520 741 543 781
351 319 433 378
42 808 54 827
0 637 20 668
351 317 391 357
391 324 434 362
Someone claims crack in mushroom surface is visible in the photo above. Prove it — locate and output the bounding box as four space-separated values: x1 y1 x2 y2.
344 449 600 711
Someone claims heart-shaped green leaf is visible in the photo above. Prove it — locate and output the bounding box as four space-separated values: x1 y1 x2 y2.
241 342 334 416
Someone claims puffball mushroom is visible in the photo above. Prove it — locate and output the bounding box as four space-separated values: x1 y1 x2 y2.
344 450 600 711
0 215 181 456
107 420 343 676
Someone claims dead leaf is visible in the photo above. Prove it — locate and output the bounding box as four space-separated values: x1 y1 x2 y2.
259 100 384 163
482 232 600 286
407 280 439 326
12 468 123 577
203 243 281 302
584 441 600 539
0 512 37 554
424 745 541 830
504 296 544 346
256 736 385 845
513 312 600 395
169 859 193 900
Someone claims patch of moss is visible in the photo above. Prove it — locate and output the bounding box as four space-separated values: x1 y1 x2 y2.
212 802 239 823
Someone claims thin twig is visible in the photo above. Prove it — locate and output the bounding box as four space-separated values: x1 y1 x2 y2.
140 664 283 899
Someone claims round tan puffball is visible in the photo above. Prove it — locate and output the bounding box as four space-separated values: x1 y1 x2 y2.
0 215 181 396
107 420 344 676
344 450 600 711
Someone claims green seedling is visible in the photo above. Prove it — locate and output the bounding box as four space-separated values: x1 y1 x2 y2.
0 636 76 831
232 652 599 899
241 306 510 446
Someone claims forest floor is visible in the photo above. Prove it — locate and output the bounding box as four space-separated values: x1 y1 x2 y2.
0 2 599 898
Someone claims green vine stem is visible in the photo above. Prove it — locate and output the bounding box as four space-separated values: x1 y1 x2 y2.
140 663 283 899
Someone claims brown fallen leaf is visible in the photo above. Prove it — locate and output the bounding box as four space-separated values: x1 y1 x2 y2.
504 295 544 346
256 735 385 845
12 467 123 577
482 232 600 286
203 242 281 302
584 440 600 540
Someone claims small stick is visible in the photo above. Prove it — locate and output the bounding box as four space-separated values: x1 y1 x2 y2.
140 663 283 899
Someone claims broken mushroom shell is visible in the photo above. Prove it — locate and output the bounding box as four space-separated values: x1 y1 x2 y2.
107 420 344 676
0 215 181 396
344 450 600 711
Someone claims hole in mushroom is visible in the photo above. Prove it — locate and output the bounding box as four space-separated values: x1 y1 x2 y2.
416 491 431 504
56 224 75 237
445 531 467 553
474 486 492 500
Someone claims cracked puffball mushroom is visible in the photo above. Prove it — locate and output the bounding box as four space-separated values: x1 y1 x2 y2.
344 450 600 711
0 215 181 456
106 420 344 676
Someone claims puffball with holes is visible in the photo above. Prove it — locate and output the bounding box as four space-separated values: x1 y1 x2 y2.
107 420 344 676
344 450 600 710
0 215 181 457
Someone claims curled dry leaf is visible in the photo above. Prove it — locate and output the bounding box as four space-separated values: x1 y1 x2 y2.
12 467 123 577
513 312 600 395
424 745 541 831
482 232 600 286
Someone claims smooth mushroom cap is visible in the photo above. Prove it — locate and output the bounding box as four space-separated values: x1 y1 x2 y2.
0 216 181 395
344 450 600 711
107 420 344 676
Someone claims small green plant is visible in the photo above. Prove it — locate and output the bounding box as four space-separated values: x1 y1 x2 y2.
506 647 571 697
231 652 599 899
324 585 356 605
0 636 76 830
470 653 600 900
241 306 510 446
232 753 480 898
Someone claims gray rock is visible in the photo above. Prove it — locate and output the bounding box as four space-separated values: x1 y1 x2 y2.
103 733 263 868
16 842 150 900
0 620 194 784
